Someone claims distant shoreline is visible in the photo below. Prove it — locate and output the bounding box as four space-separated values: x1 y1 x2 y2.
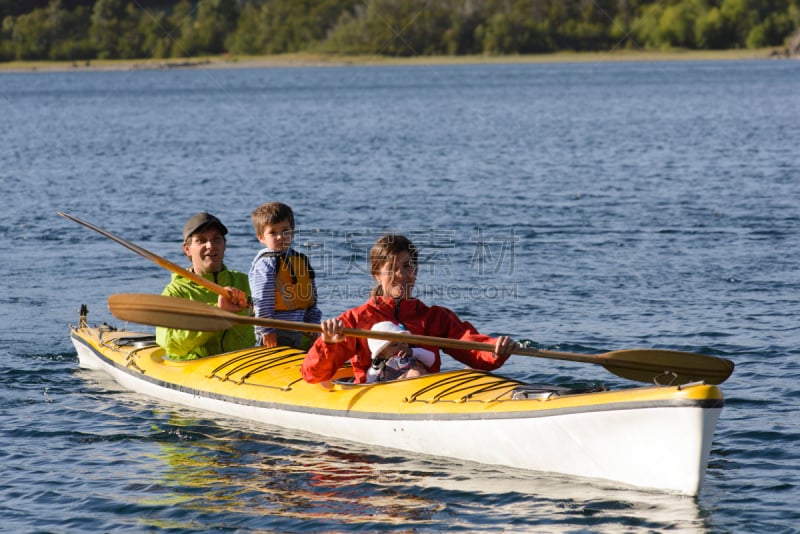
0 48 792 73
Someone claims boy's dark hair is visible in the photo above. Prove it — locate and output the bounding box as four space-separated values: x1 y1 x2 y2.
251 202 295 235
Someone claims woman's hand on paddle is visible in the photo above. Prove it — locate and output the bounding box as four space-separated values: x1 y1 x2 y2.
218 287 247 313
493 335 518 361
320 317 346 344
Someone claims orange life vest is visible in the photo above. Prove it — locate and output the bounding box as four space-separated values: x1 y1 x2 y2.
259 250 316 311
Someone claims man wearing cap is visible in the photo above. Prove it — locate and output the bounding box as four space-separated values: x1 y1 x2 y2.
155 212 256 360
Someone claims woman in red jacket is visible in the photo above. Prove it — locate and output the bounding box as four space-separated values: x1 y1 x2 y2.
301 234 518 384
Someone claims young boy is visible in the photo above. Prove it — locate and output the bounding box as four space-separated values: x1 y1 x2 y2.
249 202 321 349
366 321 435 383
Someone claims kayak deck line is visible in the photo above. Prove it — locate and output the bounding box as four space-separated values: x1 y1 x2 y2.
206 347 307 386
400 371 525 403
209 347 530 403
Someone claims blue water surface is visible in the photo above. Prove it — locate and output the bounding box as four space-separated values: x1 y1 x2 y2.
1 59 799 532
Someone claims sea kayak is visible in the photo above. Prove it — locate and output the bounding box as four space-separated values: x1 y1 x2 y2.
70 317 723 496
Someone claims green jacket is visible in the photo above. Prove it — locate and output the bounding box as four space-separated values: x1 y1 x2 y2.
155 267 256 360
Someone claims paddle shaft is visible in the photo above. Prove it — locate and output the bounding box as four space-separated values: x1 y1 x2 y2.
108 293 735 384
219 315 729 378
58 211 232 300
171 313 691 371
235 315 602 364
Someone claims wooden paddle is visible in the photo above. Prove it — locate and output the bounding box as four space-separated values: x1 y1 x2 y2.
57 211 233 300
108 293 735 385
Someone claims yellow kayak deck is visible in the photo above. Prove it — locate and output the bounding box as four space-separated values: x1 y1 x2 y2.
72 324 724 420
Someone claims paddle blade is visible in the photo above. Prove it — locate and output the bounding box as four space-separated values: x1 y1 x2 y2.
601 349 734 385
108 293 236 331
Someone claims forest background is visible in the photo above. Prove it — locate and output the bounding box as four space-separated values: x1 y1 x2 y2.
1 0 799 63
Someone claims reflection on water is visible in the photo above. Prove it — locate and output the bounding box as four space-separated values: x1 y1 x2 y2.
142 412 705 531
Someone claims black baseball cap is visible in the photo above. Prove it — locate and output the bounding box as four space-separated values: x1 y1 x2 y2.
182 212 228 241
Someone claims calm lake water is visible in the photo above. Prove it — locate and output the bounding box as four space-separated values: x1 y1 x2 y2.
2 59 799 532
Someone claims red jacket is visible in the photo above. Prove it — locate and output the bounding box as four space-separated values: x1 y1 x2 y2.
301 296 509 384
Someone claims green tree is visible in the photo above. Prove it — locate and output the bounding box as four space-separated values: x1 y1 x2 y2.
719 0 761 46
0 16 12 60
656 0 706 49
192 0 239 54
4 0 92 60
229 0 359 55
2 0 800 62
49 3 93 60
632 0 712 49
7 6 52 59
464 0 552 54
90 0 126 59
695 7 728 48
323 0 453 56
746 12 795 47
630 2 664 48
556 0 618 50
481 12 514 54
225 3 264 54
114 3 150 59
322 4 371 54
137 8 172 58
168 0 198 57
440 1 485 55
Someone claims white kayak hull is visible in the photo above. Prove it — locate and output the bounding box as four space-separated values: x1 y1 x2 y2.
72 325 723 495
